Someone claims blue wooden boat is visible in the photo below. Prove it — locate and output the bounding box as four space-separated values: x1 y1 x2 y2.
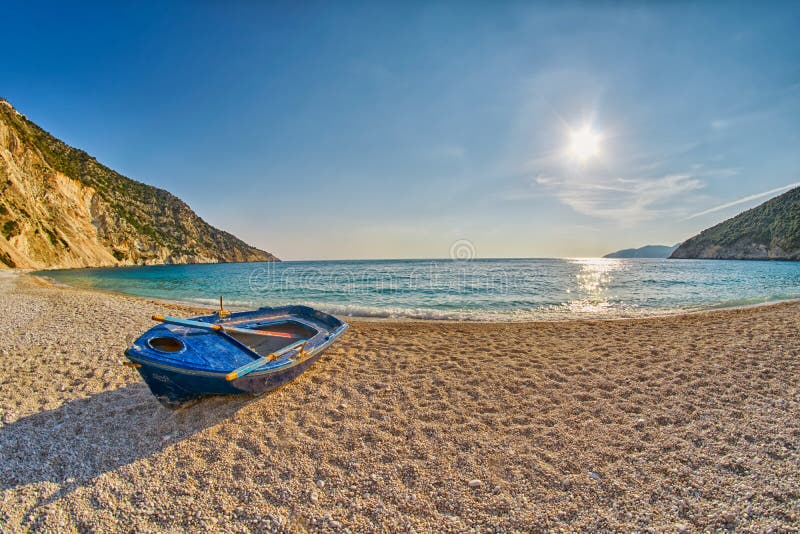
124 304 348 408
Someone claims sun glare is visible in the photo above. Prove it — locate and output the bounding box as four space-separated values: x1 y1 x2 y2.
568 127 601 161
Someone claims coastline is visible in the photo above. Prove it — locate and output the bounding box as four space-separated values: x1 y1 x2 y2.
28 269 800 325
1 269 799 531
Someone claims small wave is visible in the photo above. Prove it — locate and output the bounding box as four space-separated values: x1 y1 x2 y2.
703 294 800 310
273 301 688 322
178 296 260 310
34 275 70 287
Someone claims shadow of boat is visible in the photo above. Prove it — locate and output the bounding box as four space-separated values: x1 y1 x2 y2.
0 381 253 493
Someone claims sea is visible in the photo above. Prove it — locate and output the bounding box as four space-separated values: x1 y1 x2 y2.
40 258 800 321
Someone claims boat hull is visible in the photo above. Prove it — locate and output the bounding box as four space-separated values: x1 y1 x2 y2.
131 347 329 409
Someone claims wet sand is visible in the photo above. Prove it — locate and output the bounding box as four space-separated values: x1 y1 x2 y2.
0 270 798 532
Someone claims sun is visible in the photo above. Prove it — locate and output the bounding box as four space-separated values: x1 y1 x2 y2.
568 127 601 161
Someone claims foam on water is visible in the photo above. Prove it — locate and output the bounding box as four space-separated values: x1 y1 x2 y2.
40 258 800 321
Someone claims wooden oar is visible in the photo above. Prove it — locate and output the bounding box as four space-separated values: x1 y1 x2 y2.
225 339 308 381
151 315 302 339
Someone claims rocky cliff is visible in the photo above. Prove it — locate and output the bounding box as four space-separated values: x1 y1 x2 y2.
0 99 277 269
671 186 800 260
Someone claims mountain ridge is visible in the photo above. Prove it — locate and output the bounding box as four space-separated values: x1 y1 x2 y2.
0 98 278 269
603 244 679 259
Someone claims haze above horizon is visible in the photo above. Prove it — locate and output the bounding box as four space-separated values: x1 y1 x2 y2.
3 1 799 260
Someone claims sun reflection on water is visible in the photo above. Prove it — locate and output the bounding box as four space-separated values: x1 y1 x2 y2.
566 258 626 315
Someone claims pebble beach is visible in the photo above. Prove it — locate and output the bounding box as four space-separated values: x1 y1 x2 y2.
1 270 799 532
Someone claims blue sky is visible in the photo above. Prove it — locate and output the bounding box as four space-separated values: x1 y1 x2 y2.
3 1 799 259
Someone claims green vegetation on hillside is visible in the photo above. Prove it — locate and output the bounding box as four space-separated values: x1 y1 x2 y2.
1 220 20 240
0 251 15 268
671 187 800 260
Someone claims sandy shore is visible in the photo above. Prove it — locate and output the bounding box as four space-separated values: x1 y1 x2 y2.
0 271 798 532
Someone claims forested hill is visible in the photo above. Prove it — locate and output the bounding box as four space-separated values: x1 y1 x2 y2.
671 187 800 260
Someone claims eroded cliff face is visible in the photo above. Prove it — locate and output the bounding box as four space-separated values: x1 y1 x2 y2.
670 240 796 260
0 99 278 269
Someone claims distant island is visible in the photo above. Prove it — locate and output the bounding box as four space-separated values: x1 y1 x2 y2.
0 99 277 269
604 244 679 259
671 186 800 260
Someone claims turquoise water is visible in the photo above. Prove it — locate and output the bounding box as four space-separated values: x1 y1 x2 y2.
41 258 800 321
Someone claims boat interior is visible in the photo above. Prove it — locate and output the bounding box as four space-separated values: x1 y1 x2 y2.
227 320 319 357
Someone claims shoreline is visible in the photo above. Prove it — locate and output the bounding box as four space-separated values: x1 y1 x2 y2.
25 269 800 325
2 268 799 531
